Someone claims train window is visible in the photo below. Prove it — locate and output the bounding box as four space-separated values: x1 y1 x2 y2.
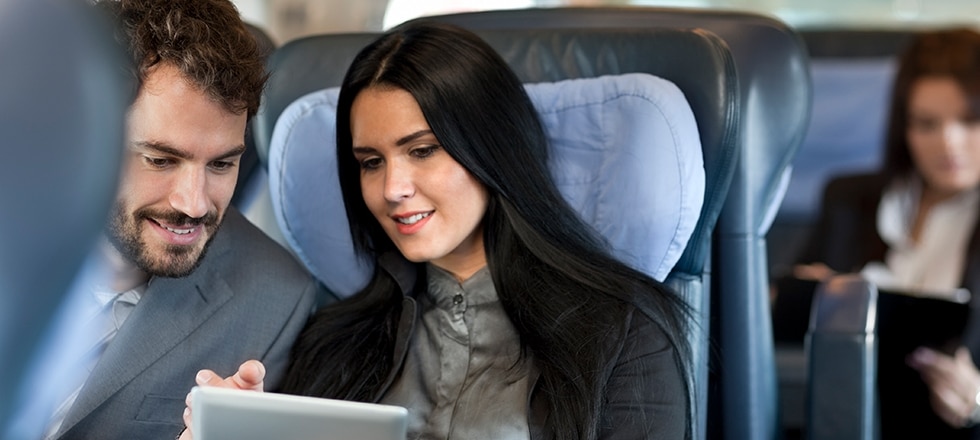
383 0 533 29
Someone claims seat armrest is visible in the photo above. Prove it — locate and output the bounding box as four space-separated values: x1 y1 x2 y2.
806 274 879 440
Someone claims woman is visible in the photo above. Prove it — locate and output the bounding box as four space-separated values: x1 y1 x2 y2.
182 21 692 440
794 28 980 437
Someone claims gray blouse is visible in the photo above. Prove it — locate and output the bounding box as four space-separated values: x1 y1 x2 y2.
379 264 532 440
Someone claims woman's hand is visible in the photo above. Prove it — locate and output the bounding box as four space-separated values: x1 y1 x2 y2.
908 347 980 427
792 262 836 281
177 360 267 440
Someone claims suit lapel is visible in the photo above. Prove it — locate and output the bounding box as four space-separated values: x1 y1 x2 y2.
57 263 234 435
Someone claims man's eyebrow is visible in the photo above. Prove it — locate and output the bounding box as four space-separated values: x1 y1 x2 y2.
132 141 247 160
133 141 190 159
216 144 247 161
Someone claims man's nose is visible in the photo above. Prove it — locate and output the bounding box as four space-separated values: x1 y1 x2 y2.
169 166 210 219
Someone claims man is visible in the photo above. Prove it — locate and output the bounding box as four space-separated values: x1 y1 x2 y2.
44 1 322 438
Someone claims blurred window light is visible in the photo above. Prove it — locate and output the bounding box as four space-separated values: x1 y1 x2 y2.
383 0 535 29
625 0 712 6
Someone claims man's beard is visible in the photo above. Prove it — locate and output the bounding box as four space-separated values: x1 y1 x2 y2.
105 201 221 278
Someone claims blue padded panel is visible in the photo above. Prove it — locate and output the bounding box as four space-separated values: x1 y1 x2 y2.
779 58 893 222
767 58 894 278
269 73 704 297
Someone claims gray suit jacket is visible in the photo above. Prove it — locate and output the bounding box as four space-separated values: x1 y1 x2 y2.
55 208 321 439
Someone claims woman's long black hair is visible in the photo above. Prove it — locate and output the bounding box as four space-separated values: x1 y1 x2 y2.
281 21 692 439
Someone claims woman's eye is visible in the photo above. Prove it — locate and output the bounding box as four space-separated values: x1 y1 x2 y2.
411 145 440 159
359 157 382 170
909 117 939 133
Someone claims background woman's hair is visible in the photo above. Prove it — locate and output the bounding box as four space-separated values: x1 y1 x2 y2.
283 21 693 439
882 28 980 182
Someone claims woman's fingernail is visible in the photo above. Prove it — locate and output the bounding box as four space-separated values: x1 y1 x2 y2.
196 370 212 383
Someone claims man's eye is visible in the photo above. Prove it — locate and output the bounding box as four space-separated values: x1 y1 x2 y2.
211 161 236 171
144 156 171 168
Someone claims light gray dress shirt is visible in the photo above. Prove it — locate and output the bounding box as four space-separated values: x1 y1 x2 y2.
380 264 532 440
42 282 144 439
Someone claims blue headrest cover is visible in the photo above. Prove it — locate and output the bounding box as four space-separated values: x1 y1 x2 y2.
269 73 704 297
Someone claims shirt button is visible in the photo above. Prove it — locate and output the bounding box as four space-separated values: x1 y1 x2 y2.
453 294 464 305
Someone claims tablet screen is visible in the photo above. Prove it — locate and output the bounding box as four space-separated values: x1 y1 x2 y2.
191 386 407 440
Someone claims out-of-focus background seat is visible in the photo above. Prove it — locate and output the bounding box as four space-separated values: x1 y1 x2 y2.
0 0 128 437
253 25 741 439
768 28 920 279
234 22 283 240
767 28 920 440
410 8 812 440
234 23 278 208
806 275 879 440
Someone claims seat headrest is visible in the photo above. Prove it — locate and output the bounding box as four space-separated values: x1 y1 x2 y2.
269 73 704 297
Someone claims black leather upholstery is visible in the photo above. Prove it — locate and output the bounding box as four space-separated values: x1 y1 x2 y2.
256 25 741 439
807 276 879 440
0 0 127 434
405 8 812 440
233 22 277 208
800 29 920 58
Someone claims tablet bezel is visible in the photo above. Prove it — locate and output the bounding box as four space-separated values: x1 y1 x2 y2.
190 386 408 440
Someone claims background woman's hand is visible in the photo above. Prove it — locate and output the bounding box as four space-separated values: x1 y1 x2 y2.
908 347 980 427
178 360 267 440
792 262 836 281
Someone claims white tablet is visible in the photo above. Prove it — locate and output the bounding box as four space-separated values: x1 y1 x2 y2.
190 386 408 440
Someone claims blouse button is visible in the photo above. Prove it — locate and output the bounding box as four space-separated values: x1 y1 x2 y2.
452 294 464 305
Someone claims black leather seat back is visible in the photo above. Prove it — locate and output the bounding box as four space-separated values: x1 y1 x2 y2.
419 9 812 439
232 22 278 208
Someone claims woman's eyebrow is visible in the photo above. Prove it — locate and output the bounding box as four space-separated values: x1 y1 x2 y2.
395 130 434 146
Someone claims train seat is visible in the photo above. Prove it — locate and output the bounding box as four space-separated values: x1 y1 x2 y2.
256 26 740 439
416 8 812 440
768 29 921 279
775 29 922 440
234 22 288 245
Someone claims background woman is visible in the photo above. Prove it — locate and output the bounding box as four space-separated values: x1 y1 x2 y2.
794 28 980 438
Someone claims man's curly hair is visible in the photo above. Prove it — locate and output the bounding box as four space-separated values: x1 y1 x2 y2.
97 0 267 118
